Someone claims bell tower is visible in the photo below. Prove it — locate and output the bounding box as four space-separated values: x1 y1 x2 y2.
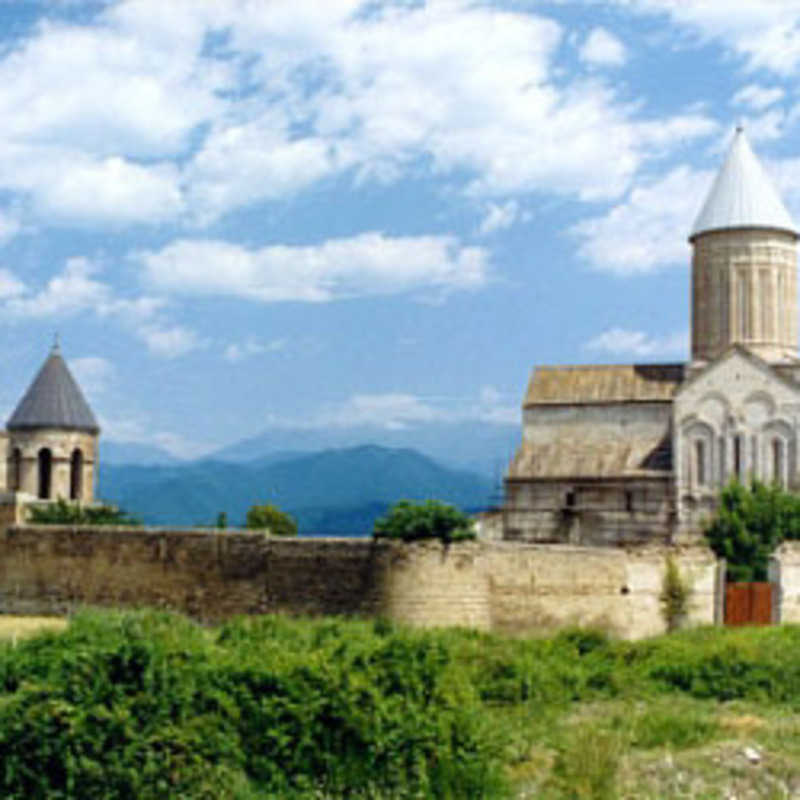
690 127 798 363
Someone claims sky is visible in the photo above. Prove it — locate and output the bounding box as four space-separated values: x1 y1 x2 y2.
1 0 800 458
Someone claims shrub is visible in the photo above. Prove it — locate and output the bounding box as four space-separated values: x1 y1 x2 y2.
27 497 141 526
373 500 475 543
245 503 297 536
660 555 691 631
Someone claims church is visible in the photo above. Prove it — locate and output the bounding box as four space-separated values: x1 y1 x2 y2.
0 342 99 511
504 128 800 546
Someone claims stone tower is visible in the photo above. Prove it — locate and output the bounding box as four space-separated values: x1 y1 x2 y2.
6 343 100 503
690 127 799 363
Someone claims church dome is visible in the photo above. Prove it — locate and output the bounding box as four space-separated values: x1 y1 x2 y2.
7 343 99 433
690 127 797 240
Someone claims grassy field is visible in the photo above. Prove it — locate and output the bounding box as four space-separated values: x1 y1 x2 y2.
2 613 800 798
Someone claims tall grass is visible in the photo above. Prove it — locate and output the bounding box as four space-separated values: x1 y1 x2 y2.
3 612 800 798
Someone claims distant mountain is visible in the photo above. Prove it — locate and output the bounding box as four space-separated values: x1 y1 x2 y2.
97 444 496 534
100 440 182 466
209 421 519 477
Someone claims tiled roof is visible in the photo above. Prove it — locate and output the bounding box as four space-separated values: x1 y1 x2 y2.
8 346 99 433
524 363 684 407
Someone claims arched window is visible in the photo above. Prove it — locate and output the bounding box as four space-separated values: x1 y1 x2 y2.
37 448 52 500
10 448 21 492
70 449 83 501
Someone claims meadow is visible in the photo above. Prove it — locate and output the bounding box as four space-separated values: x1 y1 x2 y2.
1 612 799 798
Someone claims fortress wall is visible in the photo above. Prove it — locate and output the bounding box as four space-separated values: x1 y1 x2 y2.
0 526 719 639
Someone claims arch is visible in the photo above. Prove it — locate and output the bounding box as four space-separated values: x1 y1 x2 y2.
681 420 715 489
37 448 52 500
763 419 795 487
10 447 21 492
69 448 83 501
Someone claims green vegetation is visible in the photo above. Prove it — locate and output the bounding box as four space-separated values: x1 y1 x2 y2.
8 611 800 797
704 479 800 581
245 503 298 536
373 499 476 542
660 555 691 631
27 497 141 526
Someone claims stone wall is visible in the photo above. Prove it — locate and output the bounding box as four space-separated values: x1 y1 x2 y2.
0 525 721 638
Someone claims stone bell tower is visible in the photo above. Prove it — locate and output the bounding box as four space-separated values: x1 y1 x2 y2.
690 127 799 363
6 342 100 503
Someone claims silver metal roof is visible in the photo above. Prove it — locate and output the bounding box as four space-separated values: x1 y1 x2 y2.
690 128 797 240
7 344 99 433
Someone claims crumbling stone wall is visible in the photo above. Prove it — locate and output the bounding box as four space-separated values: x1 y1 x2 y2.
0 525 719 639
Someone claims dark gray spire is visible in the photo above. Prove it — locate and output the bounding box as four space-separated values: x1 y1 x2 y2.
7 345 99 433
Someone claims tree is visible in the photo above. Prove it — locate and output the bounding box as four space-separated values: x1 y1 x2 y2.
373 499 475 543
28 498 141 526
245 503 298 536
704 479 800 581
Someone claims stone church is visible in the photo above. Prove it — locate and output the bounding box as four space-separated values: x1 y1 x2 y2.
0 343 99 511
504 128 800 545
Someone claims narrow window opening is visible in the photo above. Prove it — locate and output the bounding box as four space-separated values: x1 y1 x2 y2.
734 435 742 480
11 448 21 492
565 491 576 508
751 435 758 479
773 438 785 487
624 491 633 512
719 436 726 482
695 440 706 486
69 449 83 501
37 448 52 500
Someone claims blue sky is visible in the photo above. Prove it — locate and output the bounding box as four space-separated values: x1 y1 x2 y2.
0 0 799 458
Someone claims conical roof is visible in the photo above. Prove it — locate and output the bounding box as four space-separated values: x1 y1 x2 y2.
690 127 797 240
8 344 99 433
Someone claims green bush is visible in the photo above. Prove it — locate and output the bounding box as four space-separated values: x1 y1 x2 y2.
27 497 141 526
244 503 298 536
373 499 475 542
660 555 691 631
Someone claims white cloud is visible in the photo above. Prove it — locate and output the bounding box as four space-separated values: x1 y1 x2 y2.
137 233 490 302
579 28 627 67
224 337 287 363
584 328 689 358
477 201 520 236
732 84 785 111
0 212 20 245
1 257 200 358
573 166 710 274
614 1 800 75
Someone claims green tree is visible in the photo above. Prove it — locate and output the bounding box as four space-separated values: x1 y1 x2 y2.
245 503 298 536
27 498 141 526
704 479 799 581
373 499 475 543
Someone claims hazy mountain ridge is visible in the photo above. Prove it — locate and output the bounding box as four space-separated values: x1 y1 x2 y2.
97 444 496 534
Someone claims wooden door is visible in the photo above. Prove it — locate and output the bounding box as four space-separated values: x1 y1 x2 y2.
725 582 773 626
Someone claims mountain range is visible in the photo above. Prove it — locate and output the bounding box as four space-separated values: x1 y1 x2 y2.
96 444 498 534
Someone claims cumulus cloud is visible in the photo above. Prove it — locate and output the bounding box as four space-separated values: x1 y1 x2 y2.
137 233 490 303
584 328 689 358
612 1 800 75
68 356 115 397
572 166 710 274
579 28 627 66
1 257 200 358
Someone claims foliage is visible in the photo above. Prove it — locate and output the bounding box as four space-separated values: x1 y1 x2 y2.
703 479 800 581
244 503 297 536
660 555 691 631
27 498 141 526
373 499 476 542
216 511 228 529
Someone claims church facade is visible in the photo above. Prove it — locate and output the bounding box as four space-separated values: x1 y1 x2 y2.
504 129 800 545
0 344 99 508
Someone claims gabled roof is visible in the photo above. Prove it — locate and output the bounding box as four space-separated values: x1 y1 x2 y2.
8 345 99 433
690 127 797 240
524 363 684 407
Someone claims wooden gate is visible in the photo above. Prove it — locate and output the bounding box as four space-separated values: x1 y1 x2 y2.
725 582 773 626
